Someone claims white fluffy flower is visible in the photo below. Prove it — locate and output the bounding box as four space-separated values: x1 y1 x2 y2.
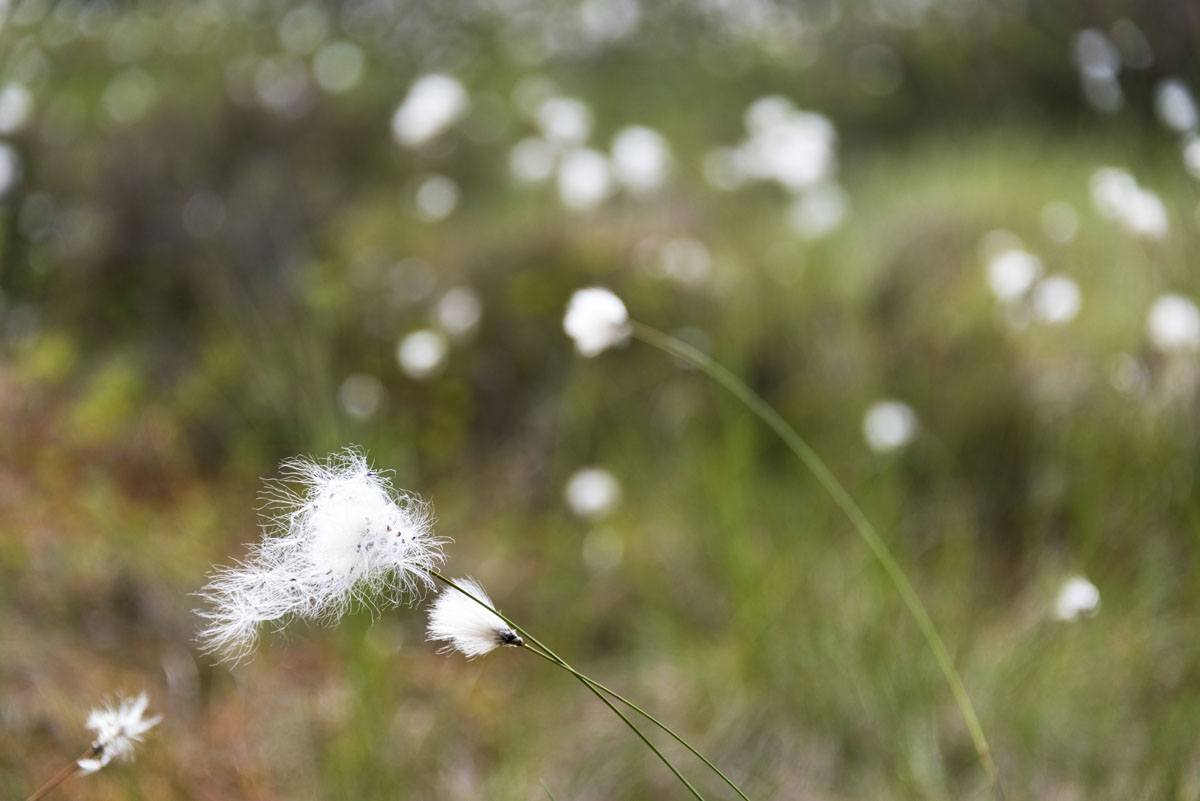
1054 576 1100 621
391 73 469 147
610 125 671 195
1089 167 1168 239
862 400 918 453
557 147 613 210
426 577 523 658
1032 275 1082 325
0 83 33 135
536 96 593 146
197 448 444 663
77 692 161 774
734 97 837 192
1147 293 1200 351
565 467 621 520
563 287 630 357
986 248 1043 302
397 329 449 379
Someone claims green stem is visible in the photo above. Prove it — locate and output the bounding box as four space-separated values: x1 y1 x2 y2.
630 321 999 792
521 642 751 801
429 572 708 801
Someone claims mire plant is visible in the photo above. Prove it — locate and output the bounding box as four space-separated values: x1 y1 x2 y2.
25 693 160 801
189 286 1003 799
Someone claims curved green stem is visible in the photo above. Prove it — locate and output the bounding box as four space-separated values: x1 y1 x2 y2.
630 321 999 792
429 572 708 801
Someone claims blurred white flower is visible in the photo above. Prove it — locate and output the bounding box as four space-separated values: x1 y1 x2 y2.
313 42 365 93
1054 576 1100 621
427 577 522 658
557 147 612 210
565 467 621 520
986 248 1042 302
278 5 329 54
77 692 161 774
197 448 444 663
744 95 795 134
1184 135 1200 180
536 96 592 146
1089 167 1167 239
1154 78 1198 133
1073 29 1120 80
610 125 671 195
711 97 838 194
788 184 849 239
435 286 483 338
509 137 556 183
579 0 641 45
1032 275 1082 325
397 329 449 379
563 287 630 356
1040 201 1079 244
1110 18 1153 69
1081 73 1123 113
338 373 385 420
739 105 836 191
254 57 310 116
391 74 469 147
414 175 459 221
0 143 20 197
1146 294 1200 351
977 229 1024 260
0 83 33 134
863 400 918 453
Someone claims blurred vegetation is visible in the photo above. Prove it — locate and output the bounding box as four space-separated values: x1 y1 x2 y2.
2 1 1199 800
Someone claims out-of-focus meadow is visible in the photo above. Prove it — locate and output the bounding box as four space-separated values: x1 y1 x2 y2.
2 1 1199 799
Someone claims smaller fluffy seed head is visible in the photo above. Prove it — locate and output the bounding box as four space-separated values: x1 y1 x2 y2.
77 692 161 774
563 287 630 357
427 577 522 658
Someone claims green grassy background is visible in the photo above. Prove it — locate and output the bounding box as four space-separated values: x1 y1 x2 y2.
2 1 1199 799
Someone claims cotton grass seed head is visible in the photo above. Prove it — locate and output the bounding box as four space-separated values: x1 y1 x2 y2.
427 577 523 658
564 287 630 357
77 692 161 774
197 447 445 663
1054 575 1100 621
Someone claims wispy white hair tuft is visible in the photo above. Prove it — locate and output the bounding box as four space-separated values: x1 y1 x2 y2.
427 577 523 658
77 692 161 774
197 447 445 663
